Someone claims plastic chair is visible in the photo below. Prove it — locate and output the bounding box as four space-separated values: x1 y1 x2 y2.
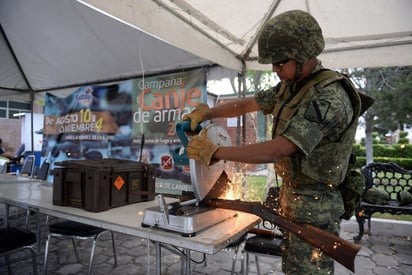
21 161 51 228
5 155 37 226
7 154 36 177
43 220 117 275
35 160 50 181
0 226 38 275
20 154 35 177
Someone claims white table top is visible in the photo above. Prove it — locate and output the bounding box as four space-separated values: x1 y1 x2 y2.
0 173 37 182
0 174 260 254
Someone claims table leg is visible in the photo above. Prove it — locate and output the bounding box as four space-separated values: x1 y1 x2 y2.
36 208 41 252
3 204 9 227
155 242 191 275
155 241 161 275
184 248 191 275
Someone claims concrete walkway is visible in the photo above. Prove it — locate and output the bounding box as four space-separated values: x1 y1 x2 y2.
1 208 411 275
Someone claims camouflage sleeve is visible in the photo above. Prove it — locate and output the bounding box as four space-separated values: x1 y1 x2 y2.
254 86 278 115
280 81 354 156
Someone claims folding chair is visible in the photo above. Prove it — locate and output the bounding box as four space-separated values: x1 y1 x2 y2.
241 228 282 275
43 220 117 275
241 187 283 275
23 160 51 228
7 154 35 177
0 226 38 275
20 154 35 177
225 233 248 274
35 160 50 181
5 155 36 225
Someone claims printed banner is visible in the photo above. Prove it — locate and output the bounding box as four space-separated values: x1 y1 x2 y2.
42 68 206 195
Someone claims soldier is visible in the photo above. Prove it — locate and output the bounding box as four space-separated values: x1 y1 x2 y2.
183 10 362 275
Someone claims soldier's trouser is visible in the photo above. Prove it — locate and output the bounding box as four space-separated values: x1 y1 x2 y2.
279 183 344 275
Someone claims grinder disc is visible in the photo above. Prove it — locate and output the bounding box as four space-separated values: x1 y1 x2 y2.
190 123 232 201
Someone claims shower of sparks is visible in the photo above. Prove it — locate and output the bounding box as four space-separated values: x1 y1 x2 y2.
311 248 323 262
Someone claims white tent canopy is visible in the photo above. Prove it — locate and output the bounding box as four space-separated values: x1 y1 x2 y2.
0 0 211 100
1 0 411 100
84 0 412 72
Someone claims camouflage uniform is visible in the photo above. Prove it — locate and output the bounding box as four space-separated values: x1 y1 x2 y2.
255 10 360 275
255 61 354 274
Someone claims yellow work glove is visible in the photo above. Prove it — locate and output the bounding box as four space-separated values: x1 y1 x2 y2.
182 103 213 131
187 129 219 166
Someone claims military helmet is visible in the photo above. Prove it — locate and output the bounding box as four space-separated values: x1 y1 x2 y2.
258 10 325 64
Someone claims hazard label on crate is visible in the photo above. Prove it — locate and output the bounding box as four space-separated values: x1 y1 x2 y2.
114 176 125 190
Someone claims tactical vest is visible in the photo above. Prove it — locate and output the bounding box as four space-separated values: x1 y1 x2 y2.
273 70 362 187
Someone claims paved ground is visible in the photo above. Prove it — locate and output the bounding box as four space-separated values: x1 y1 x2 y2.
1 208 411 275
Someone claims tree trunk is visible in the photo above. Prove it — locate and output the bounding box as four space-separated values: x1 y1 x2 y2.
365 118 374 164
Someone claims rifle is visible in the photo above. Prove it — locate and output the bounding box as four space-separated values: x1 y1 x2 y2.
206 198 360 272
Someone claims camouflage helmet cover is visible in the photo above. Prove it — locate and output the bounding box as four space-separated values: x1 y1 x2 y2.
258 10 325 64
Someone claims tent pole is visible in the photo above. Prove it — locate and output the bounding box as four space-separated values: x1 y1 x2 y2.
30 92 34 157
239 61 248 199
241 0 281 60
0 23 35 157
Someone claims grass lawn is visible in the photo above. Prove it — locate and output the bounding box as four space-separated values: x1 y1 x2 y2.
245 175 412 222
245 175 268 201
373 213 412 222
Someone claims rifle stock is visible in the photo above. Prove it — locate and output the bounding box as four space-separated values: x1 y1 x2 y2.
207 199 360 272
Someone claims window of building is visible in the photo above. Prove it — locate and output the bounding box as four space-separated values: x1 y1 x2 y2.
0 101 32 119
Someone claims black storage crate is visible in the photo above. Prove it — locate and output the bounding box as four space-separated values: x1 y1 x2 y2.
53 159 156 212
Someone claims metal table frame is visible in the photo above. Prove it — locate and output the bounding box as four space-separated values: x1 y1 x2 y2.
0 174 259 274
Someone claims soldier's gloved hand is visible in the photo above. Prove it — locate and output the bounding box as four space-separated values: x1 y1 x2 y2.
182 103 213 131
187 129 219 166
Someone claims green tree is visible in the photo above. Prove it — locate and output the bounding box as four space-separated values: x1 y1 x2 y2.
349 66 412 163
